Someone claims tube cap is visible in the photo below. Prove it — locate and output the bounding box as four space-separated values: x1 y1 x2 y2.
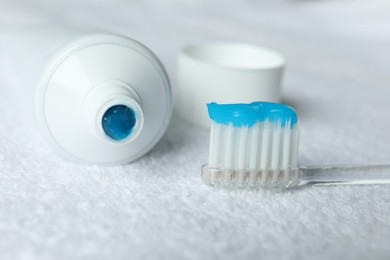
176 42 285 128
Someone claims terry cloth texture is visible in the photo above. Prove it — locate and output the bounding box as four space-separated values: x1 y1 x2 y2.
0 0 390 259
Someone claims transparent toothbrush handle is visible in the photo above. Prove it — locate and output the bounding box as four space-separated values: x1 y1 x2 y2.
299 164 390 186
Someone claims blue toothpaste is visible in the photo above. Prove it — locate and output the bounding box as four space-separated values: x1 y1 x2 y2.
207 102 298 127
102 105 137 140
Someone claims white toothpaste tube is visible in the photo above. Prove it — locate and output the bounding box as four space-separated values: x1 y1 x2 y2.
0 27 172 165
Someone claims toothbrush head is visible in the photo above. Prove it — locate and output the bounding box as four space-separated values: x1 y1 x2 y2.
202 102 300 189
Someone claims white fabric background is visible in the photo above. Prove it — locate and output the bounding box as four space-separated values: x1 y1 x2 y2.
1 0 390 259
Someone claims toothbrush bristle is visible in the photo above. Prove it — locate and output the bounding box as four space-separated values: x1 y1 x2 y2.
203 102 300 189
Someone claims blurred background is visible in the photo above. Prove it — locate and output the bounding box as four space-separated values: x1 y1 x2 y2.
1 0 390 259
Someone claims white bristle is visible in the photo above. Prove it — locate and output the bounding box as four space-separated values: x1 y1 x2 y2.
248 125 260 169
203 120 300 188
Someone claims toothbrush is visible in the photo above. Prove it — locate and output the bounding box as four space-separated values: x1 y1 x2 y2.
201 102 390 189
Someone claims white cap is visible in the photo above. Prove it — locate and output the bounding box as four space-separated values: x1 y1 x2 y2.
176 42 285 128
